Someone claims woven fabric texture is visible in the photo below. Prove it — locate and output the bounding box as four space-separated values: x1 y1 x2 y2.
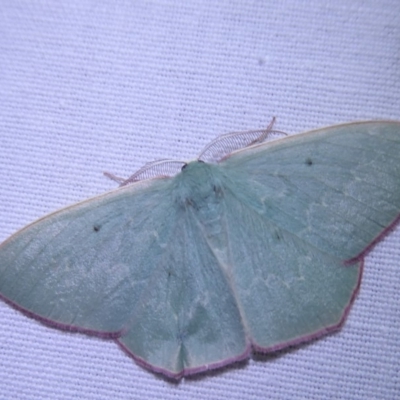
0 1 399 399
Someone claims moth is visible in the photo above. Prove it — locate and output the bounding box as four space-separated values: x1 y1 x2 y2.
0 121 399 379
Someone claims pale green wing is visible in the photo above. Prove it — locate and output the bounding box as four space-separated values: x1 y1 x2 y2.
215 121 400 349
0 170 248 378
0 178 178 334
118 205 248 378
219 189 361 349
220 121 400 261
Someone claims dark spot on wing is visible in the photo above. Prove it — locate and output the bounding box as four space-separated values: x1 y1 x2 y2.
213 185 223 197
305 158 313 166
185 197 199 210
93 224 101 232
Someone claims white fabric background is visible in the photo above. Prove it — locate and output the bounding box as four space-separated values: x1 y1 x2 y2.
0 1 399 399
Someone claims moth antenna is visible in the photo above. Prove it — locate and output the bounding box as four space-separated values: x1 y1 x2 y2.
198 117 287 163
103 172 126 184
106 159 186 187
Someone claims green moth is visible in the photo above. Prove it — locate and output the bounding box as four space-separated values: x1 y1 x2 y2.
0 121 399 379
